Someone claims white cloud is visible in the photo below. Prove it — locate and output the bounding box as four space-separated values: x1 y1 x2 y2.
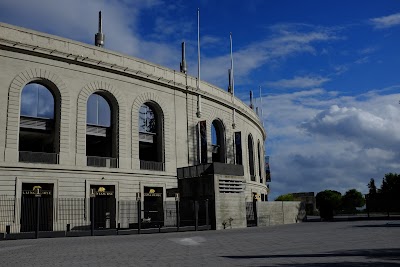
0 0 181 68
370 12 400 29
300 104 400 151
260 87 400 200
267 76 330 89
198 25 339 86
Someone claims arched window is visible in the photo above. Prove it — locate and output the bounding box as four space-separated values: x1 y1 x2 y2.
139 102 164 171
211 120 226 163
258 140 263 183
234 132 242 165
86 93 118 168
248 134 255 181
19 82 59 164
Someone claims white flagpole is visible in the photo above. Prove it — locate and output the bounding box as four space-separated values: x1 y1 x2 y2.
260 86 264 126
230 32 236 128
230 32 234 96
197 8 201 88
196 8 202 118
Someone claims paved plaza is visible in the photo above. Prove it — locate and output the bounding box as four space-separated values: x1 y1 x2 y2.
1 220 399 266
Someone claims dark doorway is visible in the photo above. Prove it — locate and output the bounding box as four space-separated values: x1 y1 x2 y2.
143 186 164 228
20 183 54 232
90 185 116 229
246 194 258 227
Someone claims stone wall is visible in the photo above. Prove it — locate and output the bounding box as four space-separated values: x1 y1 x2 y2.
258 201 306 226
213 174 247 230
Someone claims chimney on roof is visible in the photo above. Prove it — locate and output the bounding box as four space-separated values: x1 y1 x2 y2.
95 11 105 47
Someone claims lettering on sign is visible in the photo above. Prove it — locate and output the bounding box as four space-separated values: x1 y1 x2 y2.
95 191 114 196
144 193 162 197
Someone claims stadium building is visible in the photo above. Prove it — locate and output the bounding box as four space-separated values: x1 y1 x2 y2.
0 18 268 234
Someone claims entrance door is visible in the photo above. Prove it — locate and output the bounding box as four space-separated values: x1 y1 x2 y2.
143 187 164 228
90 185 116 229
20 183 53 232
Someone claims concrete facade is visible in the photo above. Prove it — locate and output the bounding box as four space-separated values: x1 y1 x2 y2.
258 201 306 226
0 22 268 232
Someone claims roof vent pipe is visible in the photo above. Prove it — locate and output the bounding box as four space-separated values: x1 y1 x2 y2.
95 11 105 47
250 90 254 110
180 42 187 74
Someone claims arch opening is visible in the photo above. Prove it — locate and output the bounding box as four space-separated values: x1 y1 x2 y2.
86 92 118 168
19 82 59 164
139 102 164 171
211 120 226 163
248 134 255 181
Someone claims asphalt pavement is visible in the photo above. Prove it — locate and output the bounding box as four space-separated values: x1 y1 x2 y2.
1 220 399 266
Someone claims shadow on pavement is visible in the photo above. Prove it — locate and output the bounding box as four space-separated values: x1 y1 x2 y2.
222 248 400 264
353 223 400 228
258 261 400 267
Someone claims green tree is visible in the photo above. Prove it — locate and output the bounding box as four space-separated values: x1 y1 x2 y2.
380 173 400 212
368 178 377 195
341 189 365 214
275 193 298 201
316 190 342 220
366 174 400 213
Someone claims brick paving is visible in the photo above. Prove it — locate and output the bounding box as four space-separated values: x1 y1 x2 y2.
1 220 400 266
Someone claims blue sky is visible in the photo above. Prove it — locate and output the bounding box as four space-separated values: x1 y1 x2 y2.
2 0 400 199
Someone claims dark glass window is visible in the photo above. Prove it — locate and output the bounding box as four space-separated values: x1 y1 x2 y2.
234 132 242 165
139 103 163 168
87 94 111 127
21 83 54 119
198 121 207 164
211 120 225 163
248 134 255 181
86 93 116 168
139 104 156 134
19 83 58 164
258 141 263 183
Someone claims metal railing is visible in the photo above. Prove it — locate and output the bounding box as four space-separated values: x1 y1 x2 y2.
19 151 59 164
140 160 165 171
0 197 210 239
87 156 118 168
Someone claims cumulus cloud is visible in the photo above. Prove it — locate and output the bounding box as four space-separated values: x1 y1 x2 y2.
260 87 400 200
370 12 400 29
300 104 400 151
0 0 180 68
267 76 330 89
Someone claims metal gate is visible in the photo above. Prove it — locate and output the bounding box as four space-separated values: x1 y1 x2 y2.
246 201 257 227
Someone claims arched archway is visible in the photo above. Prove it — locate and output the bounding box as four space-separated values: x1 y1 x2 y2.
258 140 262 183
86 92 118 168
139 101 164 171
211 119 226 163
248 134 255 181
19 82 60 164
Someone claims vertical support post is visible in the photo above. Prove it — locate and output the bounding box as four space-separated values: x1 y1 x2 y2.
205 199 209 230
194 200 199 231
253 197 258 227
90 196 95 236
35 196 40 239
137 199 141 234
175 195 180 232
